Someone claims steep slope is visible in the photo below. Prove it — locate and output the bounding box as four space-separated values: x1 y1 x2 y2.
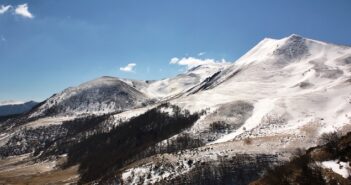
141 63 229 99
29 76 150 118
118 63 229 100
118 78 153 93
112 35 351 184
0 101 38 116
173 34 351 147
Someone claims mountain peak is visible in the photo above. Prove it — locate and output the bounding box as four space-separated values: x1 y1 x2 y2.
272 34 308 59
262 34 303 42
91 76 119 82
28 75 149 117
99 76 117 80
287 33 303 39
79 76 122 88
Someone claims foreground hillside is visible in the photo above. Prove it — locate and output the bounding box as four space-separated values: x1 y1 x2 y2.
251 132 351 185
0 34 350 184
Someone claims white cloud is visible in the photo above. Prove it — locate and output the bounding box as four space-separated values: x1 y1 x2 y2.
170 57 179 64
0 4 34 19
169 57 229 69
1 35 6 42
15 3 33 19
0 5 11 14
198 52 206 56
120 63 136 72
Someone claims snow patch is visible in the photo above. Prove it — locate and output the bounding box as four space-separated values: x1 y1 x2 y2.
210 98 276 144
320 160 351 179
121 159 194 185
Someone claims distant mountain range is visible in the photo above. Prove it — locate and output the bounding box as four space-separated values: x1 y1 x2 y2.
0 34 350 184
0 101 38 116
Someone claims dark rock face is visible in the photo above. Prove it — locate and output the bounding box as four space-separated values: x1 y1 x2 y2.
187 71 222 94
343 56 351 65
273 34 309 61
157 154 279 185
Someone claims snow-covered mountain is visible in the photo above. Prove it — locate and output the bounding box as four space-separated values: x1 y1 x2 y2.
117 34 351 184
173 34 351 144
28 64 227 118
0 101 38 116
120 63 229 100
29 76 150 118
1 34 351 184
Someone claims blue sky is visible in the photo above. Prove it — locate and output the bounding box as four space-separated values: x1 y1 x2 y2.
0 0 351 102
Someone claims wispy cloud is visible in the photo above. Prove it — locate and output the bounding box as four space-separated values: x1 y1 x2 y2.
170 57 229 69
170 57 180 64
15 4 33 19
198 52 206 56
120 63 136 72
0 5 11 14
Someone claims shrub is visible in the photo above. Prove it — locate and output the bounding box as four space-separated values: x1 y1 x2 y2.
243 137 253 145
318 132 340 146
210 121 230 133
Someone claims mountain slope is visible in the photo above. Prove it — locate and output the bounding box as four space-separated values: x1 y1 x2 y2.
29 76 150 118
141 63 229 99
250 132 351 185
112 35 351 184
1 34 351 185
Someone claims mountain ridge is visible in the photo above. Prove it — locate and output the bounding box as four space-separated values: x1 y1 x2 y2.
0 34 350 184
0 101 38 116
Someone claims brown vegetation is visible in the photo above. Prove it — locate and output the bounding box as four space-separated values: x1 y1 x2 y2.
250 132 351 185
243 137 253 145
